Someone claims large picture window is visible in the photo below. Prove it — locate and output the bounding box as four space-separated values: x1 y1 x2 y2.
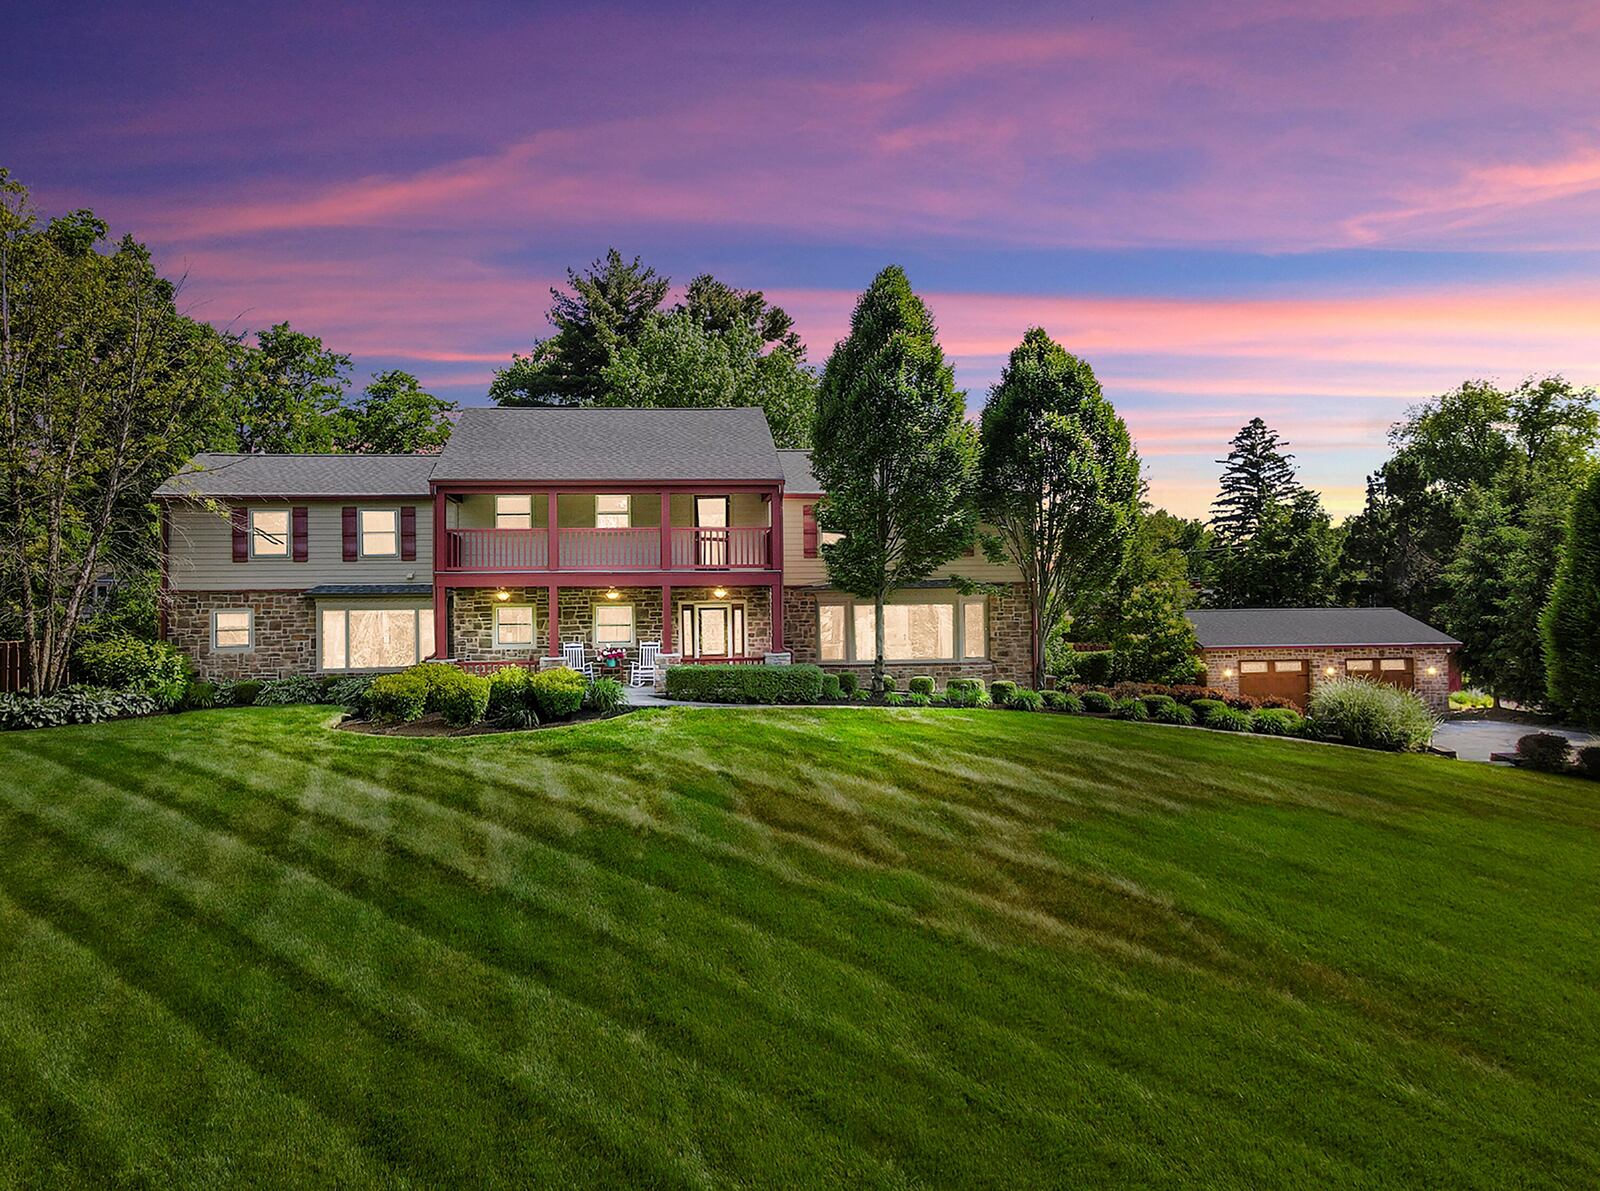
320 606 433 671
250 509 290 558
495 495 532 529
819 594 986 663
359 508 399 557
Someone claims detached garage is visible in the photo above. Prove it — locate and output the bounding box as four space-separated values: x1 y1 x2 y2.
1185 607 1461 713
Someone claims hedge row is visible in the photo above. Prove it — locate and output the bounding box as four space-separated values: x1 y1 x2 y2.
665 663 824 704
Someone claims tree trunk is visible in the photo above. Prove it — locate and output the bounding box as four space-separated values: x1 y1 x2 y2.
1030 595 1044 691
873 591 887 696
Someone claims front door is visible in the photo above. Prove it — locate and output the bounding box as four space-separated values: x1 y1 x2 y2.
695 496 729 567
680 602 746 658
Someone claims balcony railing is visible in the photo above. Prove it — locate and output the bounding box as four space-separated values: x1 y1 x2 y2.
442 526 773 572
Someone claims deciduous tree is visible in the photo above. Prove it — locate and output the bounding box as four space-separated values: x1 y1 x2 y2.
223 322 351 453
1542 468 1600 724
339 369 456 453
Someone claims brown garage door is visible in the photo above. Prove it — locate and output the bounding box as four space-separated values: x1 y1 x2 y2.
1239 659 1310 707
1345 657 1414 690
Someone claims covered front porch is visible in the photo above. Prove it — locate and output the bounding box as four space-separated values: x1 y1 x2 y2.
434 581 781 674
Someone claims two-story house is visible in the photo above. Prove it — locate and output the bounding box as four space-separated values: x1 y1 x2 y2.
155 406 1032 686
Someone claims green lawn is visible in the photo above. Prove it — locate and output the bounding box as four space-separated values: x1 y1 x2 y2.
0 706 1597 1187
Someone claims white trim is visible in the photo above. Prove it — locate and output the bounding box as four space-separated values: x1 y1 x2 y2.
493 603 537 649
495 494 533 530
592 601 636 646
358 507 400 557
595 493 631 529
317 603 432 672
248 508 290 558
212 608 254 652
817 591 988 663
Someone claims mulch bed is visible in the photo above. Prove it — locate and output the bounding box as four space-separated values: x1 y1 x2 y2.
338 708 635 737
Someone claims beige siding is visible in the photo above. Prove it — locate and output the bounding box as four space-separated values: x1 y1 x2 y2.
781 496 1023 586
166 499 433 591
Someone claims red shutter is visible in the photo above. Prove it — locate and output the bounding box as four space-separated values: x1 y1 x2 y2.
802 504 818 558
231 507 249 561
292 506 309 562
342 506 358 560
400 506 417 561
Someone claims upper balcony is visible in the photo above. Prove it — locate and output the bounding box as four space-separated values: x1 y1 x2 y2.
436 488 779 577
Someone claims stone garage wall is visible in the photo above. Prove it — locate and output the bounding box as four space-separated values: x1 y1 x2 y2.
1199 645 1455 713
166 589 317 680
782 582 1033 688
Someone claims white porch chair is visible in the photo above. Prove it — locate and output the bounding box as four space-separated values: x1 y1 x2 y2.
561 641 594 679
631 641 661 687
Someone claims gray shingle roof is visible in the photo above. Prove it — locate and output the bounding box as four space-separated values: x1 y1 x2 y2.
303 584 434 598
1186 607 1460 649
430 407 783 483
155 453 436 499
778 449 820 494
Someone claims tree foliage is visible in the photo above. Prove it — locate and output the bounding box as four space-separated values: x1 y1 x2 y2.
599 310 816 447
0 171 229 692
1072 507 1210 645
978 327 1142 686
811 266 978 692
1210 417 1302 544
490 249 669 406
222 322 351 453
1211 489 1341 607
1542 467 1600 724
338 369 456 453
1110 581 1201 684
677 274 804 358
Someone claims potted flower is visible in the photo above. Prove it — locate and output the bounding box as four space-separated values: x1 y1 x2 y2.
597 646 627 670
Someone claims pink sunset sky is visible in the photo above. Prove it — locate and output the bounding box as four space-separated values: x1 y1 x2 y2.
8 0 1600 516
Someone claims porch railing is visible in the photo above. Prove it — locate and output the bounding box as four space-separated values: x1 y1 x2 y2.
442 526 773 572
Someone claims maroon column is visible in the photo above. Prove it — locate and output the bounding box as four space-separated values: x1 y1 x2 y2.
770 578 784 653
431 490 448 658
547 584 560 657
660 491 672 570
661 584 674 652
768 487 785 652
547 491 559 570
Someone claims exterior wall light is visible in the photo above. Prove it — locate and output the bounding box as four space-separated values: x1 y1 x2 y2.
1426 666 1438 676
495 589 511 601
1324 665 1336 676
1222 667 1235 678
712 586 728 599
605 587 621 600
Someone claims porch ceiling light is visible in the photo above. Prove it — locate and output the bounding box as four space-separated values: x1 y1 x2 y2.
712 586 728 599
605 587 621 600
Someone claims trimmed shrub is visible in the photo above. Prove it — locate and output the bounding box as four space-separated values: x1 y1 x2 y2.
486 666 532 723
1189 697 1227 717
1516 732 1572 773
1575 745 1600 780
1305 677 1436 752
1074 650 1114 685
1252 707 1307 737
943 678 991 708
73 634 191 707
1140 693 1178 717
231 680 263 707
180 681 217 711
905 692 932 708
1042 690 1080 713
1114 697 1149 721
1201 704 1253 732
1169 685 1231 705
883 692 905 706
1009 688 1044 712
908 676 935 697
256 674 329 706
820 673 843 701
428 669 489 726
367 670 429 723
1151 701 1195 726
0 687 160 731
1080 690 1115 713
585 677 627 714
1223 693 1262 711
528 667 588 720
664 663 823 705
879 673 898 693
837 672 859 696
325 674 376 713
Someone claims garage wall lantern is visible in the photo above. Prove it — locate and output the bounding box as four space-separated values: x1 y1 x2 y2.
1324 665 1337 676
1425 666 1438 676
1222 667 1235 678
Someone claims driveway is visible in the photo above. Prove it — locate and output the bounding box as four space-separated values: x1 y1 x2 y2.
1432 718 1598 762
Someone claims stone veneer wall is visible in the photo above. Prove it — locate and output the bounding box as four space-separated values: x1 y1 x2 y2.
450 584 772 664
166 589 317 680
1199 645 1454 713
782 582 1033 687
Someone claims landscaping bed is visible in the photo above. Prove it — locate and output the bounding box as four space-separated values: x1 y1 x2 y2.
339 705 634 736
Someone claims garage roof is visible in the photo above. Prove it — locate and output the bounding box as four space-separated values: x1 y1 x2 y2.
1186 607 1460 649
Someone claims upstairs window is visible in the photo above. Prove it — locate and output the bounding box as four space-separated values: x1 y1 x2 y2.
360 508 398 556
595 494 631 528
250 509 290 557
495 494 532 529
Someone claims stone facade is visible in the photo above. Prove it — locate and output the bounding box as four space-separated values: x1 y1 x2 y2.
167 589 317 680
449 584 774 666
1199 645 1455 712
782 582 1033 687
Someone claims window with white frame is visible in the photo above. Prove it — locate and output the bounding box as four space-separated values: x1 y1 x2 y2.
494 604 535 648
495 495 532 529
213 609 253 651
250 509 290 557
595 494 631 528
359 508 399 556
820 595 986 663
319 606 433 671
593 602 635 646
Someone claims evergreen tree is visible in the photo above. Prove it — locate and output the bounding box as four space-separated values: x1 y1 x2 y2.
677 274 804 358
978 327 1142 687
1211 488 1340 607
811 266 978 693
1542 468 1600 724
1210 417 1302 543
490 249 669 406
